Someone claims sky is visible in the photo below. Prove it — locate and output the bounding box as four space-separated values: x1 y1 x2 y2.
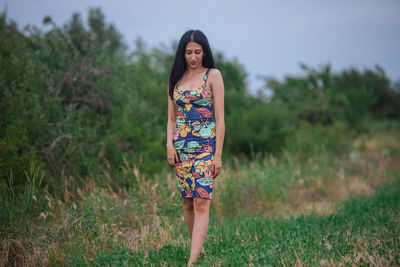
1 0 400 93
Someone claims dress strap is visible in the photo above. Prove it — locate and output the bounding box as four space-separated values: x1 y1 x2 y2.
203 68 212 82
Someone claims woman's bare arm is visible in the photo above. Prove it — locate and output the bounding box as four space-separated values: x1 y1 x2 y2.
166 87 179 165
210 69 225 176
167 88 177 145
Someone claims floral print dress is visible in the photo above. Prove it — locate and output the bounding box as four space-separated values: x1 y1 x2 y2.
173 68 216 199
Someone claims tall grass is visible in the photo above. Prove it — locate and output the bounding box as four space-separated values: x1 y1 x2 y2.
212 124 398 219
0 161 45 228
1 125 399 265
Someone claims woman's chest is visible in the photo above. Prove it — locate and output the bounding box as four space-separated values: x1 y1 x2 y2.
173 87 213 107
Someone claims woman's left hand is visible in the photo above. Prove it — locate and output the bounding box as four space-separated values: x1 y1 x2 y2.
212 156 222 178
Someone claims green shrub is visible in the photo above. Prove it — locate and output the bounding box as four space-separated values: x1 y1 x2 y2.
286 120 351 156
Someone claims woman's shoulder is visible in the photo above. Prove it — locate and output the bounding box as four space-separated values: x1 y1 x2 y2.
208 68 223 80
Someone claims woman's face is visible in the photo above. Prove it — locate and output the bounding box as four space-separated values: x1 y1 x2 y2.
185 41 204 69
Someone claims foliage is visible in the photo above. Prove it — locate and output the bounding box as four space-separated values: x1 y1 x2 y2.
1 7 399 205
265 63 400 128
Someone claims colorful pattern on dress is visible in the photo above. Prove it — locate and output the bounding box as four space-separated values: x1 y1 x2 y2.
173 68 216 199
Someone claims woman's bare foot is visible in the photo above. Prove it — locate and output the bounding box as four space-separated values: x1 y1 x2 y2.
187 247 206 266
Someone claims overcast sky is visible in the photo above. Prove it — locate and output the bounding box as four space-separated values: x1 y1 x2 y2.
2 0 400 93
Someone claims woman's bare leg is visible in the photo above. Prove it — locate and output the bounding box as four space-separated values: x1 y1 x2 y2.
182 198 206 255
187 198 211 266
182 198 194 236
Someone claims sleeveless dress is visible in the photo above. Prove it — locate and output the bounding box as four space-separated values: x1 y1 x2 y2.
172 68 216 199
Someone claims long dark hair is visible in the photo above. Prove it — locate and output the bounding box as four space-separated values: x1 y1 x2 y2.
168 30 215 99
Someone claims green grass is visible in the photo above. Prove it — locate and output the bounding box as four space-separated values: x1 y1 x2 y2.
206 180 399 266
72 178 400 266
1 128 399 266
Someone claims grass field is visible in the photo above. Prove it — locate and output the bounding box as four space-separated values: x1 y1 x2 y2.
1 126 399 266
91 179 400 266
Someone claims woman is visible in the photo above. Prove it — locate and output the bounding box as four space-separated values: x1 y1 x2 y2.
166 29 225 266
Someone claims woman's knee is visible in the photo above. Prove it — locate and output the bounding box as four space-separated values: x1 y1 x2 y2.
194 198 210 213
182 198 194 212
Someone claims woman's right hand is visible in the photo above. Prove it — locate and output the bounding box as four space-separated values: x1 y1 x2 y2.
166 143 179 166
